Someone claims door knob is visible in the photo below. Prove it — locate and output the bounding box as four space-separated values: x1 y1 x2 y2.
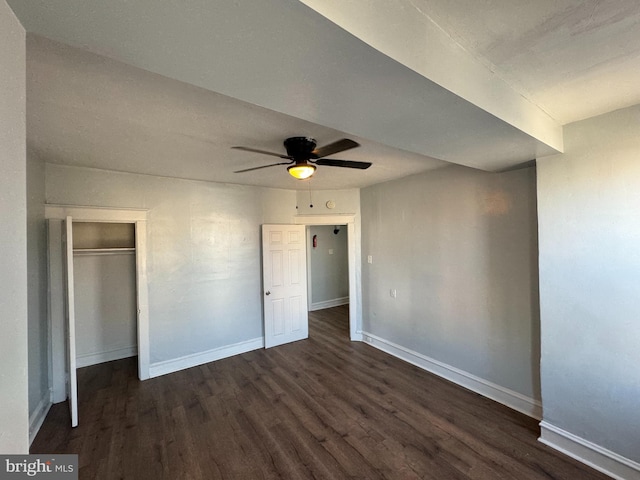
265 291 271 296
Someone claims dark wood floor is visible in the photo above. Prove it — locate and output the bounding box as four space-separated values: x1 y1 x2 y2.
32 305 609 479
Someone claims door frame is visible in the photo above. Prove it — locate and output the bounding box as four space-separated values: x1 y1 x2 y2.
63 217 78 426
46 205 150 404
294 214 361 341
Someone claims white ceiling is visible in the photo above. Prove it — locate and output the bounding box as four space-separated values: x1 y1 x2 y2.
409 0 640 124
27 36 446 190
9 0 640 190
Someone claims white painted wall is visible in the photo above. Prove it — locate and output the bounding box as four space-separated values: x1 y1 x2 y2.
27 148 50 440
361 165 540 404
0 0 28 452
73 252 137 367
46 165 297 366
309 225 349 308
537 104 640 464
296 188 359 216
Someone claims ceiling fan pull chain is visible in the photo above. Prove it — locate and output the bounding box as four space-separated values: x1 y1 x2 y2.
309 180 313 208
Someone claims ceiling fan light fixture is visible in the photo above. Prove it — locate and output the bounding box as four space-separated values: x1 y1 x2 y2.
233 137 368 177
288 163 316 179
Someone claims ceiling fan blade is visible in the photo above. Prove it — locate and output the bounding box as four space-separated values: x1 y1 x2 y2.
232 146 291 159
311 138 360 159
234 162 292 173
314 159 372 169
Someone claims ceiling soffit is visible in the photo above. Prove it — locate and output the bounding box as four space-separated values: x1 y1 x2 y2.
8 0 563 172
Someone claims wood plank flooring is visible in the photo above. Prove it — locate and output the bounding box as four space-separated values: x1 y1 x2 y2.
32 305 609 479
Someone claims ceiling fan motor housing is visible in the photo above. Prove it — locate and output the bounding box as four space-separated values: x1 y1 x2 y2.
284 137 317 160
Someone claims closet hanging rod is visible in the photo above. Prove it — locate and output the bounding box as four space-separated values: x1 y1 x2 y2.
73 247 135 256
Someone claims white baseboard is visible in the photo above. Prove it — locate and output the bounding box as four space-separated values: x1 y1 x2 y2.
309 297 349 312
29 391 52 446
76 345 138 368
361 331 542 419
539 421 640 480
149 337 264 378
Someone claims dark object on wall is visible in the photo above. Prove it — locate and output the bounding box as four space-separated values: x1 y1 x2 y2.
333 226 340 235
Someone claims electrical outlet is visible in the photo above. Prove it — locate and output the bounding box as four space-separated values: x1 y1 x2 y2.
367 255 373 264
390 288 397 298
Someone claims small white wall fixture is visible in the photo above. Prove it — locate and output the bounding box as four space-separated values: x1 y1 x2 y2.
294 214 360 341
45 205 150 401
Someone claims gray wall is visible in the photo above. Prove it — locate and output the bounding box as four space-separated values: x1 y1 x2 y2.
537 105 640 463
73 253 137 366
361 165 540 401
46 164 297 364
27 148 49 434
309 225 349 307
0 0 29 452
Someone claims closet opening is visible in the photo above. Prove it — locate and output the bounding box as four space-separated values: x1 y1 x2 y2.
72 222 138 369
45 204 150 427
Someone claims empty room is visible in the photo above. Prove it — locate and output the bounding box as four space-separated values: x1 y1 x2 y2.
1 1 639 479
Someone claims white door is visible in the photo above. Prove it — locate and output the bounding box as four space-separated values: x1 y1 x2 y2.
262 224 309 348
63 216 78 427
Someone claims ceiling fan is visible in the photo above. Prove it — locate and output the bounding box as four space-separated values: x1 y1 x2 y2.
232 137 372 179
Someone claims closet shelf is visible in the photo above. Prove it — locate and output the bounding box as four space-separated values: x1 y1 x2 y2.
73 247 135 256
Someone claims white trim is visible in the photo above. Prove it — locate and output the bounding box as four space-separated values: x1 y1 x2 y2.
294 214 355 225
29 391 52 446
347 221 359 342
45 204 148 221
294 214 360 341
539 421 640 480
149 337 264 378
134 220 150 380
76 345 138 368
361 331 542 419
310 296 349 311
64 216 79 427
306 226 313 312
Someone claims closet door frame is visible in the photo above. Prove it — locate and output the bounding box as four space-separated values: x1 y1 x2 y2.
46 205 150 406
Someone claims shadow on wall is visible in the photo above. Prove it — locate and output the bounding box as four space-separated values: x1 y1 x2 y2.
482 168 541 401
